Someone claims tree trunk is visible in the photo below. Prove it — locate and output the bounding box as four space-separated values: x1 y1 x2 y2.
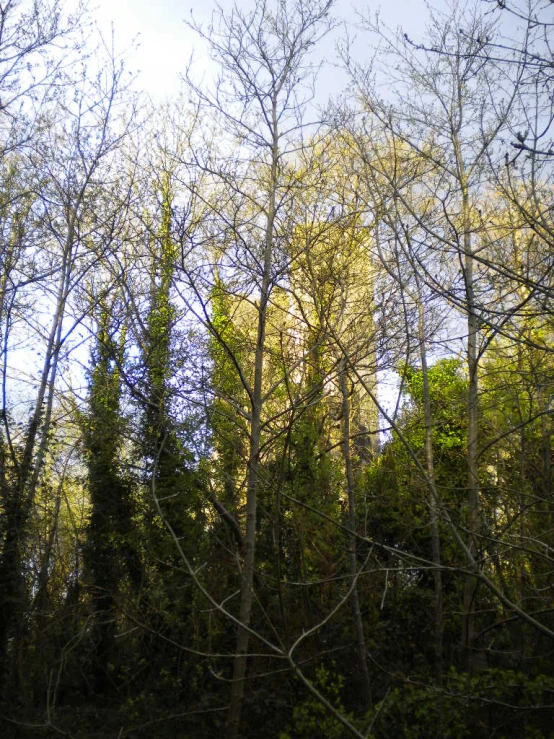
461 184 480 671
226 98 278 739
417 301 443 687
339 360 372 710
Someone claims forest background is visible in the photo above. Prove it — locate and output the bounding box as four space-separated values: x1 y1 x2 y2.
1 0 554 737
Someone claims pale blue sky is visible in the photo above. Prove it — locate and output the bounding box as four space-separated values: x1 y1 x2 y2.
93 0 429 101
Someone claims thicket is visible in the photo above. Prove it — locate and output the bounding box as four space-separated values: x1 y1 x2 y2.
1 0 554 737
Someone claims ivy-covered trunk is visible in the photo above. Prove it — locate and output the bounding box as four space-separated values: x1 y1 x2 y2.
83 302 133 694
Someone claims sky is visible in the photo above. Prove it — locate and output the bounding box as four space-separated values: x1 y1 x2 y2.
92 0 429 102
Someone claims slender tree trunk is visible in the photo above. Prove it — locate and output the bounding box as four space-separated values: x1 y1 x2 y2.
339 360 372 710
0 230 71 697
417 301 443 687
461 184 480 671
226 98 279 739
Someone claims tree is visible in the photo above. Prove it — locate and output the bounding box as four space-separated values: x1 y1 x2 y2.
185 3 336 735
345 0 522 669
82 296 136 695
0 29 137 710
0 0 85 155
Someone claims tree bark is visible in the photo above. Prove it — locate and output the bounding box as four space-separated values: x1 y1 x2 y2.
460 178 480 671
226 96 279 739
417 301 443 686
339 359 372 710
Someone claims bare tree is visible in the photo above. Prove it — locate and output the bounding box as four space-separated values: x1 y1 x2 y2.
183 2 340 735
